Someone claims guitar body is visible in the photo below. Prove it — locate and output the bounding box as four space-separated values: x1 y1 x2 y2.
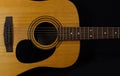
0 0 80 75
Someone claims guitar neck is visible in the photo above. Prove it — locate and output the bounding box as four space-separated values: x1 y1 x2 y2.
59 27 120 40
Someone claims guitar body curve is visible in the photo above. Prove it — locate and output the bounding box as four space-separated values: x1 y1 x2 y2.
0 0 80 75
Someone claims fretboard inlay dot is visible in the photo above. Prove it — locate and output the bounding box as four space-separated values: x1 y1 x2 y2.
59 27 120 40
104 32 107 34
90 29 92 32
115 32 118 34
90 35 93 38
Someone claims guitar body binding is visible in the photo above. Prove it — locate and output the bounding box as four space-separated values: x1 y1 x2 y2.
0 0 80 75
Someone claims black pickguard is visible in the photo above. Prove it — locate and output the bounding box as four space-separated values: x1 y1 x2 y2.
16 40 56 63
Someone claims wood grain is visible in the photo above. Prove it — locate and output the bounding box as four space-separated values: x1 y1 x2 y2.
0 0 80 75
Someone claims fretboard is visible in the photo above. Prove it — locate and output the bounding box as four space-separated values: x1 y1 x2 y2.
58 27 120 40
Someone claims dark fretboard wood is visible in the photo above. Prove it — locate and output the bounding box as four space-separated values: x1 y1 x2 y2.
58 27 120 40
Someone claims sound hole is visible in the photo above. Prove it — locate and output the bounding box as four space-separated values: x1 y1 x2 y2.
34 22 57 45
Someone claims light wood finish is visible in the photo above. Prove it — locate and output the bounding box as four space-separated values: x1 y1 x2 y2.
0 0 80 75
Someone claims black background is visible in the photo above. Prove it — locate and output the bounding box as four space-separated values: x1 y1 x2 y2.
20 0 120 76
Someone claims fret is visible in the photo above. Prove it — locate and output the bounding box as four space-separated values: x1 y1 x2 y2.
62 27 65 40
112 27 114 38
101 27 103 39
70 27 73 40
112 27 115 38
84 27 89 39
69 27 73 40
98 27 103 39
77 27 80 39
113 27 119 39
83 27 85 39
108 27 113 39
119 27 120 38
93 27 97 39
103 27 108 39
65 27 68 40
68 27 71 40
89 27 94 39
92 27 95 39
118 27 120 38
80 27 84 39
88 27 89 40
66 27 68 40
107 27 108 38
75 27 78 40
71 27 75 40
97 27 98 39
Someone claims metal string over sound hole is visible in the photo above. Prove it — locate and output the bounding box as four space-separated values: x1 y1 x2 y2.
34 22 58 45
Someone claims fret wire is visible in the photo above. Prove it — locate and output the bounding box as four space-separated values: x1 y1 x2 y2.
89 27 93 39
69 27 70 40
107 27 108 39
76 27 77 40
65 27 67 40
114 27 115 38
77 27 78 39
92 27 94 39
67 27 69 40
72 27 73 40
71 27 73 40
118 27 119 38
85 27 87 39
117 27 119 38
119 27 120 38
88 27 89 40
106 27 108 39
78 27 80 39
74 27 76 40
88 27 89 39
62 27 64 40
113 27 114 38
70 27 72 40
63 27 65 40
81 27 82 39
66 27 67 40
108 27 110 39
103 27 107 39
80 27 81 39
89 27 91 39
81 27 83 39
93 27 97 39
94 27 96 39
84 27 85 39
81 27 85 39
97 27 98 39
109 27 111 38
70 27 71 40
114 27 119 39
71 27 72 40
102 27 103 39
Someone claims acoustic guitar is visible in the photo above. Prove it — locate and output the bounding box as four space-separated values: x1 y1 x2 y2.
0 0 119 76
